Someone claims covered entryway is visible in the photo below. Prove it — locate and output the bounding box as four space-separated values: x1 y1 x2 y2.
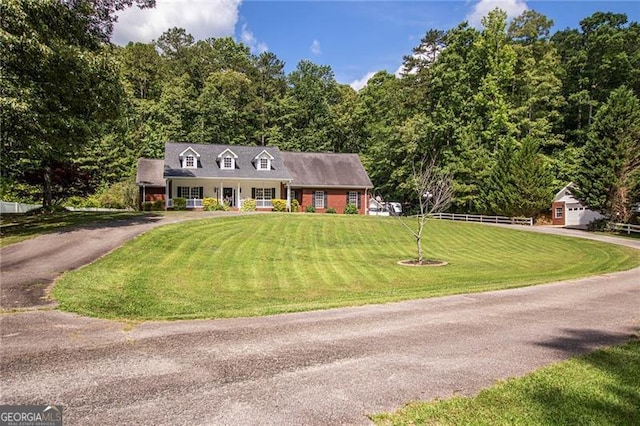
223 187 235 207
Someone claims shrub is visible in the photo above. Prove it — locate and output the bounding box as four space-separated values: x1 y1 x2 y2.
587 218 611 232
65 195 101 208
142 200 164 211
203 198 227 211
240 198 256 212
291 199 300 212
305 205 316 213
173 197 187 210
325 207 337 214
272 199 287 212
343 203 359 215
98 181 138 210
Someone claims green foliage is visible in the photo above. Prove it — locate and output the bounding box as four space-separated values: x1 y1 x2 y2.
240 198 256 212
97 181 138 210
65 196 101 209
172 197 187 210
203 198 227 211
291 199 300 212
305 205 316 213
271 199 287 212
483 138 554 217
343 204 359 215
325 207 337 214
575 86 640 222
141 200 164 211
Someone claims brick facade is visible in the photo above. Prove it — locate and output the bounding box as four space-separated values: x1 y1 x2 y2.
293 188 366 214
551 201 565 225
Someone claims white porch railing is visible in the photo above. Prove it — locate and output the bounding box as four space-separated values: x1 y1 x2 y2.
428 212 534 226
167 199 203 209
256 199 273 208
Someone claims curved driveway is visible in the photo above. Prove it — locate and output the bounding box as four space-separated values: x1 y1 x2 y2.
1 219 639 425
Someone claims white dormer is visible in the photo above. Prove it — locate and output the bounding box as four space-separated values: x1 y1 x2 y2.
179 146 200 169
254 150 274 171
218 148 238 170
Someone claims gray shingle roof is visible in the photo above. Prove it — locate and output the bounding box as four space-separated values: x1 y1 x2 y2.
163 143 292 181
281 152 373 188
135 158 165 186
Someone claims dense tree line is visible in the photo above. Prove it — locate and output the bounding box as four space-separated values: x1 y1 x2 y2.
1 1 638 220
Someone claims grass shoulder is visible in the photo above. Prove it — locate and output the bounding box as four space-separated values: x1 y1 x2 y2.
372 339 640 425
52 215 640 320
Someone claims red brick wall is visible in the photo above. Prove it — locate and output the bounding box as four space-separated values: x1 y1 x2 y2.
298 188 366 214
551 201 565 225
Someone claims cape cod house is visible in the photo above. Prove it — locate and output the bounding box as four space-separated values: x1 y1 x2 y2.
136 142 373 214
551 183 603 227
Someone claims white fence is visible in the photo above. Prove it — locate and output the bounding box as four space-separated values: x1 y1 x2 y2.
0 201 42 214
428 212 534 226
608 222 640 235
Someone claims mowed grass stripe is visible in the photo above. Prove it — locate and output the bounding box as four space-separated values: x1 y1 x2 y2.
52 215 640 320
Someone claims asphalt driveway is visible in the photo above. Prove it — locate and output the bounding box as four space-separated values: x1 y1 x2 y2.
0 219 638 424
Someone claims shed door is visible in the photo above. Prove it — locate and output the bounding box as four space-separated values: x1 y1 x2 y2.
565 205 582 226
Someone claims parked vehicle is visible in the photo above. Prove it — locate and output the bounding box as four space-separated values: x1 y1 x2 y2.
368 198 402 216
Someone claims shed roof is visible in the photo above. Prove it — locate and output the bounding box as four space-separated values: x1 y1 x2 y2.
135 158 165 187
163 143 291 181
281 152 373 188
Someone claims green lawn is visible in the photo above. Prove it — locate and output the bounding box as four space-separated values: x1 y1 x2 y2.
373 339 640 425
0 210 150 247
52 214 640 320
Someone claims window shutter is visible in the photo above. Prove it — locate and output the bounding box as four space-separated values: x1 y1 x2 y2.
324 192 328 209
312 192 316 208
357 192 361 209
251 188 256 199
346 193 349 206
199 187 203 199
177 186 182 198
169 181 173 198
272 188 276 199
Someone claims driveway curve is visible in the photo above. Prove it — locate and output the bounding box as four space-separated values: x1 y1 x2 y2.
1 219 638 425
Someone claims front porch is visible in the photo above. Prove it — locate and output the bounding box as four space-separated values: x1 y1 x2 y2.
165 178 289 210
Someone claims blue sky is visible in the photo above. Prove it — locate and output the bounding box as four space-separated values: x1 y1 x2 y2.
112 1 640 89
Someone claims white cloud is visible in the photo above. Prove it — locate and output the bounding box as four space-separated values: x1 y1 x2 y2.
111 0 242 45
240 24 268 54
310 39 321 55
466 0 528 28
349 71 377 91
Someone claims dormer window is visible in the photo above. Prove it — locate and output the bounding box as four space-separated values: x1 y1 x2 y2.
179 146 200 169
218 148 238 170
255 150 274 171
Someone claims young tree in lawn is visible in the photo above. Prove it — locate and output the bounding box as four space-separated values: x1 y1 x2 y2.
397 156 454 264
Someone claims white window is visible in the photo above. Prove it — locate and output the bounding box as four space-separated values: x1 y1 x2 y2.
223 157 234 169
555 207 563 218
190 187 200 199
255 188 273 200
348 191 358 206
185 155 195 168
259 157 270 170
315 191 325 209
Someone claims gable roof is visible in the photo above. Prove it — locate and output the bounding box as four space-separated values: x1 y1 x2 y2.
554 182 583 204
164 142 291 180
136 158 165 187
281 152 373 188
179 146 201 158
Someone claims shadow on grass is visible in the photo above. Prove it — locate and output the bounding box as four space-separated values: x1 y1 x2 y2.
0 212 164 246
528 329 640 425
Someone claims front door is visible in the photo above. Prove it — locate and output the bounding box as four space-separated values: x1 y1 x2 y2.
223 187 234 207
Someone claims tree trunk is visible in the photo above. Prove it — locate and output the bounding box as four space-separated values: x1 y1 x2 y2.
43 164 52 209
416 235 423 263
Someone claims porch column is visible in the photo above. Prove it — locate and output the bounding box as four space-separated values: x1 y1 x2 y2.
165 179 170 210
219 182 223 204
364 188 368 215
286 182 291 211
237 182 241 209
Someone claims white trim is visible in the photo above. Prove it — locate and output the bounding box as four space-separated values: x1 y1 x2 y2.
179 146 201 158
291 184 373 189
254 149 274 161
217 148 238 159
